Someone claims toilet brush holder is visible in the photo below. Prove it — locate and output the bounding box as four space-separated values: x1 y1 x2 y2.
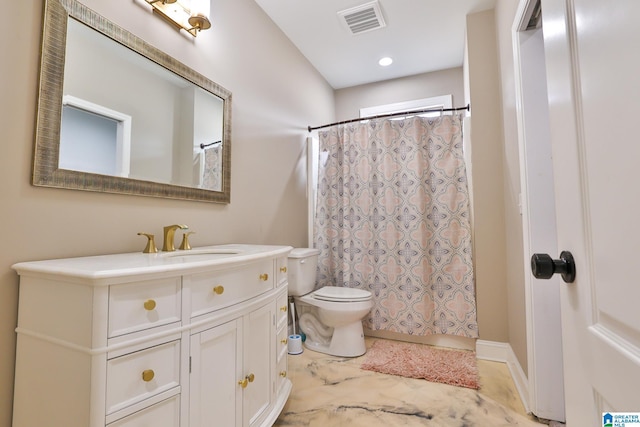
288 300 303 354
288 334 303 355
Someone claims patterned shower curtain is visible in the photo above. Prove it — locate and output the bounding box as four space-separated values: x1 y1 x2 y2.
314 114 478 338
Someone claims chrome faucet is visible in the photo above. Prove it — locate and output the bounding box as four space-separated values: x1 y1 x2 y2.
162 224 189 252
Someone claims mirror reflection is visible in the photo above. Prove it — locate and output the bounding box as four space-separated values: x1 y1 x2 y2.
33 0 232 203
62 18 224 191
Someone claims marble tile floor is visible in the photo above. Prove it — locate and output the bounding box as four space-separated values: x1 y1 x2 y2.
274 337 546 427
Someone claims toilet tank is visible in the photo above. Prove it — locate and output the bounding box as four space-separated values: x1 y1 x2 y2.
287 248 320 296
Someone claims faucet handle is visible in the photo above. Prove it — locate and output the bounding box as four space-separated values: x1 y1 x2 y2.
179 232 195 250
137 233 158 254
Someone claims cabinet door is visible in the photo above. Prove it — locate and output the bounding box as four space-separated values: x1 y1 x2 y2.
243 303 273 427
190 319 242 427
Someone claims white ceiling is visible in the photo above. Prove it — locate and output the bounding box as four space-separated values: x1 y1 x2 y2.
254 0 497 89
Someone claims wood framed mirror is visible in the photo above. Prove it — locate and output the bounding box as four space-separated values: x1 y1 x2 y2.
33 0 232 203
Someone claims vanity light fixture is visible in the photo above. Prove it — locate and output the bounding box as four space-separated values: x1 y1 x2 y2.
145 0 211 37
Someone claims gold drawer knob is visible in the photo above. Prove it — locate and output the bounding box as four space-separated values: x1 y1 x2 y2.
259 273 269 281
280 371 287 378
143 299 156 311
213 285 225 295
238 373 255 388
280 305 288 312
280 266 287 273
142 369 155 382
281 338 288 345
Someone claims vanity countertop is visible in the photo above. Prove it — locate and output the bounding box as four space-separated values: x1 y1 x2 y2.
12 244 293 284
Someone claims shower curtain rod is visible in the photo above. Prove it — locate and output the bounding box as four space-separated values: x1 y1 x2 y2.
307 104 470 132
200 140 222 149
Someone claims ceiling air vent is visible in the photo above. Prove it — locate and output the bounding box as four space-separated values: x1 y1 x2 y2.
337 1 386 36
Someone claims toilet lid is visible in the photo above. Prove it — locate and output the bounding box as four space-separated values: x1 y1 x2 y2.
312 286 372 302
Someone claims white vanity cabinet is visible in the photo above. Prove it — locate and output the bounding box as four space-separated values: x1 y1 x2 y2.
12 245 292 427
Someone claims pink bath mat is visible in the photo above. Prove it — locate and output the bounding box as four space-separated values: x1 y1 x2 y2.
361 339 479 389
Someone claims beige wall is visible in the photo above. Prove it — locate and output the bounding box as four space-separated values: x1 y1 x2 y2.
465 4 529 369
334 67 465 121
494 0 528 374
0 1 334 425
465 10 509 343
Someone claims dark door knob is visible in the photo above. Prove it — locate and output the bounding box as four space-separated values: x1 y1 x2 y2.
531 251 576 283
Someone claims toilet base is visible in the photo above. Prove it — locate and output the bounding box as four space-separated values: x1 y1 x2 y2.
303 321 366 357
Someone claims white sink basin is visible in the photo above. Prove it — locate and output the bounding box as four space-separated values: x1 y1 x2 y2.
162 248 243 261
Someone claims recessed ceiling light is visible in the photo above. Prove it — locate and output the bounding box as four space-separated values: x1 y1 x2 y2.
378 57 393 67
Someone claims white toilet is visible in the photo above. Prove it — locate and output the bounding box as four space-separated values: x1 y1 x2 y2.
288 248 374 357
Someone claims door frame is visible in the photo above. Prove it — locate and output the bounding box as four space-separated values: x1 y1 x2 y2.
61 95 132 178
512 0 565 421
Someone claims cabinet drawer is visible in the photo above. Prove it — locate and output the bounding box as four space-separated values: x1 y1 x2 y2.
109 277 181 338
106 340 180 415
276 256 288 287
277 324 288 362
276 353 288 393
276 290 289 329
107 395 180 427
189 260 273 318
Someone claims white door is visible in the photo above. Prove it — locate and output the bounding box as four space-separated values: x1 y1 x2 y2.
541 0 640 425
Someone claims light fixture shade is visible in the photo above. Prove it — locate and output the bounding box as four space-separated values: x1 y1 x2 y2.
188 0 211 32
189 0 210 17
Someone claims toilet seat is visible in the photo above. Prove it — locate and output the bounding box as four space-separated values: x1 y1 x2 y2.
312 286 371 302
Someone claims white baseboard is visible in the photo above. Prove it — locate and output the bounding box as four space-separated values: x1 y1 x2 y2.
505 343 531 414
476 340 530 414
476 339 508 361
365 329 475 351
